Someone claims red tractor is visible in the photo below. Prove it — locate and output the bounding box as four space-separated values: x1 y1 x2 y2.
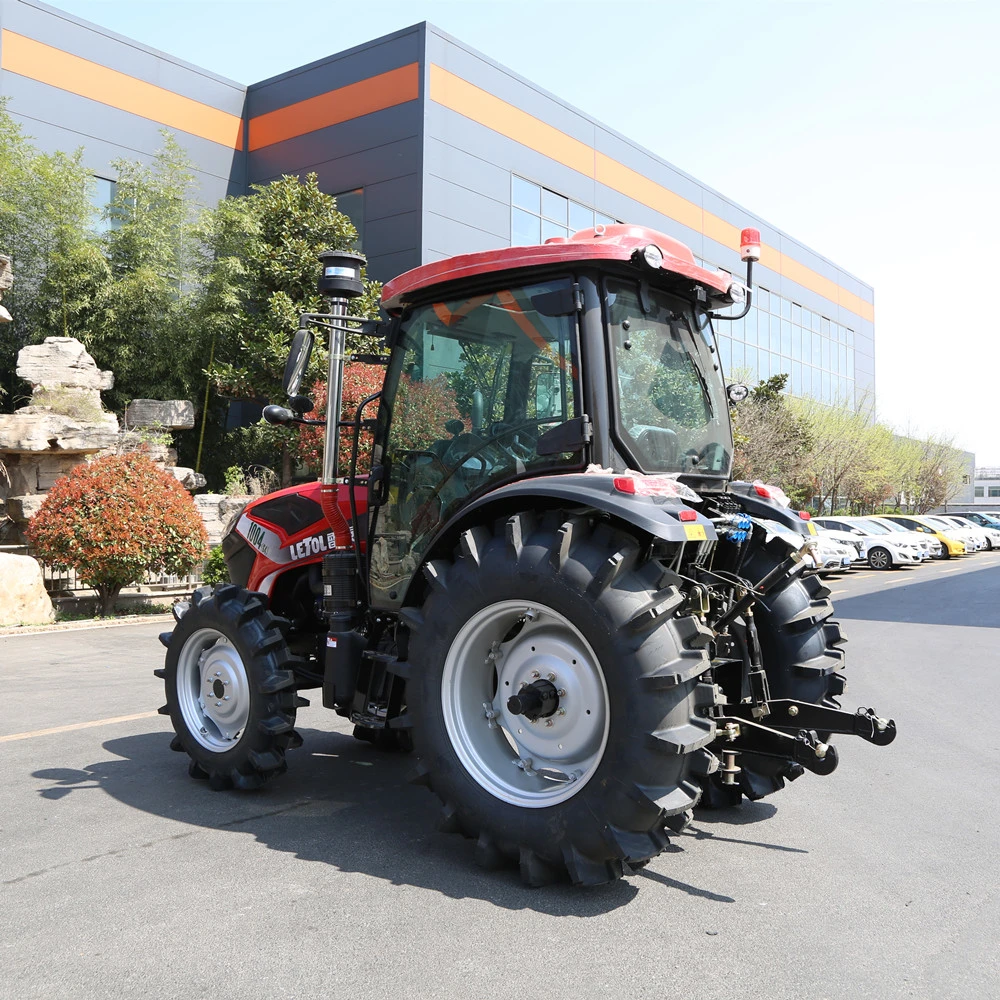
157 224 895 886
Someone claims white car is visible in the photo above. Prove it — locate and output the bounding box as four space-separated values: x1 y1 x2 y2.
812 525 866 565
814 517 925 570
936 515 1000 550
866 516 943 559
923 515 984 552
761 519 855 575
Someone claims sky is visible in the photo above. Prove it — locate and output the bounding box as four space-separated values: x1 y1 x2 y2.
41 0 1000 463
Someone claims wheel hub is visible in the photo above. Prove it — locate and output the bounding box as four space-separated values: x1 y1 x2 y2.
176 628 252 751
441 600 609 807
506 678 559 720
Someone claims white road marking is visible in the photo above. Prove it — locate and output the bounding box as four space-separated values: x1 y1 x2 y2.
0 711 161 743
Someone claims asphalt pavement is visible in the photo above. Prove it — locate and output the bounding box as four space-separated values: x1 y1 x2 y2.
2 554 999 1000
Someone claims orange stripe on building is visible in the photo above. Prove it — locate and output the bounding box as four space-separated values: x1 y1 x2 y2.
0 30 243 149
429 64 874 324
248 63 420 151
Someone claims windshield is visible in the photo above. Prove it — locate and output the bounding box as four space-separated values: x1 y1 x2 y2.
874 518 909 533
852 518 890 534
605 279 731 476
924 516 953 531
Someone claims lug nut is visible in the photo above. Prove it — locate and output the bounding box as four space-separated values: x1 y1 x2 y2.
788 705 799 717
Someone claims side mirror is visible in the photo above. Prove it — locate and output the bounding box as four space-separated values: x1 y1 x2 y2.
283 328 315 397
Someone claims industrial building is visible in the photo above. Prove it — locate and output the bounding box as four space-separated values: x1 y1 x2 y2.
0 0 875 409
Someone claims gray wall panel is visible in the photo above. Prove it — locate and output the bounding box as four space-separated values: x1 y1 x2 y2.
424 211 509 259
593 126 706 209
248 25 423 116
3 74 241 182
367 248 422 285
424 173 508 240
363 210 420 256
364 174 423 223
426 103 595 208
424 136 510 205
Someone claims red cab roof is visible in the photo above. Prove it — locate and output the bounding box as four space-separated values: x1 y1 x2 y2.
381 224 736 311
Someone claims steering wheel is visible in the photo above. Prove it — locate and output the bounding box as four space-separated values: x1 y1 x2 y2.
489 420 541 463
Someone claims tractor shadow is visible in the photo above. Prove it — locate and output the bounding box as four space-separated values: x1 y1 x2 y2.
32 723 742 915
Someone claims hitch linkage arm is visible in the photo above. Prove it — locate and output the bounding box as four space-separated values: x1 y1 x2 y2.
713 717 840 776
721 701 897 747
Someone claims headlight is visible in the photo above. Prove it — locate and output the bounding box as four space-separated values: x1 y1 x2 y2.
641 244 663 269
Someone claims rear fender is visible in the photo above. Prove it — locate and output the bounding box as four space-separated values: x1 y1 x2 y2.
398 472 717 609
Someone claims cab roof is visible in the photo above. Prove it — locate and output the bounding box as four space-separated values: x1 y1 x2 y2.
380 224 737 312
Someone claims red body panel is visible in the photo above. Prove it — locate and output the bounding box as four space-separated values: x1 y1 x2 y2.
381 224 735 311
233 480 368 597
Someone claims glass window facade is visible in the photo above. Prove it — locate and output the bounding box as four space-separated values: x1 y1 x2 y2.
89 176 118 234
510 175 616 245
706 268 856 408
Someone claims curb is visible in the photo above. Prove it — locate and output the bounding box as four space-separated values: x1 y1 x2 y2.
0 613 174 638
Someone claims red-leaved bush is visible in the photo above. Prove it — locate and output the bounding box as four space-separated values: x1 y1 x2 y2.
27 453 208 614
293 363 385 477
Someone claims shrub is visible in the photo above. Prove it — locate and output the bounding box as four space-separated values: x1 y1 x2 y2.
201 545 229 586
27 453 208 614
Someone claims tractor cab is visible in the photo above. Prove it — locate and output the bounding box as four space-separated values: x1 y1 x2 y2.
366 225 749 605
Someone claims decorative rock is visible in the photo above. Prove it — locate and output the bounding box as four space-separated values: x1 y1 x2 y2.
0 552 55 625
167 467 207 490
0 410 119 454
6 495 46 521
17 337 113 392
125 399 195 430
194 494 250 545
2 454 82 494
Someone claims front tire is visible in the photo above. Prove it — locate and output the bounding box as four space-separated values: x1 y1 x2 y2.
406 511 714 886
160 585 300 790
867 546 892 570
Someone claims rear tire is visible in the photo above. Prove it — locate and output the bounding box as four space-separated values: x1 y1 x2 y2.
406 511 714 885
160 585 300 790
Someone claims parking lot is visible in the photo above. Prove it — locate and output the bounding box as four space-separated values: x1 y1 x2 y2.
2 554 999 1000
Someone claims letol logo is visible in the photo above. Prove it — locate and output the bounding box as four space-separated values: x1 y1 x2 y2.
287 532 340 561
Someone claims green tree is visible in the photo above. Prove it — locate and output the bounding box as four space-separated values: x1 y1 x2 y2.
73 134 203 410
0 101 97 403
730 373 814 505
196 173 380 483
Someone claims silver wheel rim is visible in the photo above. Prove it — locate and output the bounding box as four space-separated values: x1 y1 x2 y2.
176 628 251 752
870 549 890 570
441 600 609 808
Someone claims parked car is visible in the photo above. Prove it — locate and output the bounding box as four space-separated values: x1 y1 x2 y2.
814 517 925 570
878 515 967 558
759 519 854 574
922 515 984 552
935 515 1000 550
866 516 943 559
948 511 1000 531
812 524 867 567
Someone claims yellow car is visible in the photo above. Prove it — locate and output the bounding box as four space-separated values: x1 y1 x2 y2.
879 515 966 558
